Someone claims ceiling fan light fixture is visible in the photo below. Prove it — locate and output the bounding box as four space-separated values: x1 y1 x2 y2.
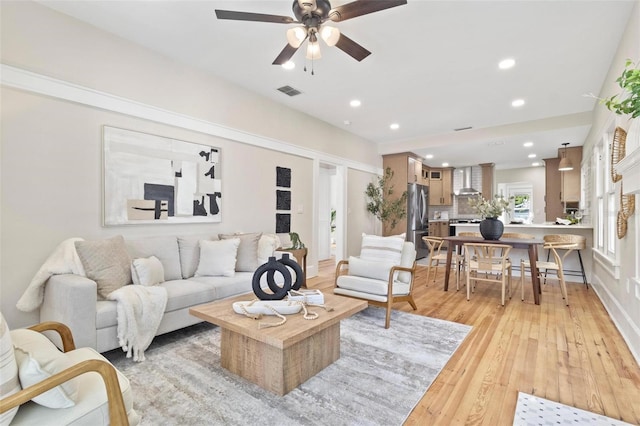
306 40 321 59
320 25 340 46
286 27 307 48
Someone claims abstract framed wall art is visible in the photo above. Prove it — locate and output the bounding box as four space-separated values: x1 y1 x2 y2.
103 126 222 225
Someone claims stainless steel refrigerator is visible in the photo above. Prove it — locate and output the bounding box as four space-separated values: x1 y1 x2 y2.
407 183 429 259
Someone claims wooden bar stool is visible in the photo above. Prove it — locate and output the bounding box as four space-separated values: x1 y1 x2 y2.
543 234 588 288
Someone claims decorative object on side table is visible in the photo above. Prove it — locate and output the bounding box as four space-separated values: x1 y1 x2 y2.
278 232 308 286
469 195 513 240
289 232 305 249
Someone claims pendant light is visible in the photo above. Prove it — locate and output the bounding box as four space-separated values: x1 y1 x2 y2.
558 142 573 171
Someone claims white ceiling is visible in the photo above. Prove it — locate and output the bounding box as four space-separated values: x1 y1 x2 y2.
38 0 635 170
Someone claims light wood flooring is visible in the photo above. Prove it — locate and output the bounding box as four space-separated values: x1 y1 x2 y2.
307 258 640 425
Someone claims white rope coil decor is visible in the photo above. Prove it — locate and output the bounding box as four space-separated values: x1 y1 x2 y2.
233 299 334 328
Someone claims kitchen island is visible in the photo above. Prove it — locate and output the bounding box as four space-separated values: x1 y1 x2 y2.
452 223 593 284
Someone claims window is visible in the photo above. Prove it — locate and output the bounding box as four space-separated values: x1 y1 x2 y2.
502 183 533 224
594 125 618 261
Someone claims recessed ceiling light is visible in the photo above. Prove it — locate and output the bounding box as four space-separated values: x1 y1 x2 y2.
343 120 351 126
528 153 536 158
350 99 361 107
282 61 295 70
512 99 525 107
523 141 534 147
532 162 540 167
442 162 449 167
498 58 516 70
390 123 400 130
425 154 434 159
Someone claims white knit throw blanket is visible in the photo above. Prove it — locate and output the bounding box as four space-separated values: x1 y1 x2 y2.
16 238 86 312
107 285 167 362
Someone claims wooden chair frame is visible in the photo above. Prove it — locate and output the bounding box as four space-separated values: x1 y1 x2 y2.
464 243 513 306
0 322 129 425
521 241 578 305
334 259 417 329
423 236 463 289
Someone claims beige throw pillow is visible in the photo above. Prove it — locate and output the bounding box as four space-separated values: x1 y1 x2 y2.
75 235 132 300
219 232 262 272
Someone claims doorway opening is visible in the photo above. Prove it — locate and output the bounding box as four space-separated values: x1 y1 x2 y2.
318 163 339 261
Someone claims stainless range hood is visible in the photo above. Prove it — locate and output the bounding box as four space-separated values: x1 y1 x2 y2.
457 166 480 196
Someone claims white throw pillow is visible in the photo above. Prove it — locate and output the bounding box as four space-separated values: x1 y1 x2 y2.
257 234 281 265
131 256 165 286
10 329 79 409
348 256 395 281
0 313 20 425
359 233 405 265
195 239 240 277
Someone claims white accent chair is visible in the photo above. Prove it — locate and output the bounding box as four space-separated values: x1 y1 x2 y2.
0 316 138 425
333 242 417 328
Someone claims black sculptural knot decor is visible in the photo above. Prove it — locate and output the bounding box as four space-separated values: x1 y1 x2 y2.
251 254 303 300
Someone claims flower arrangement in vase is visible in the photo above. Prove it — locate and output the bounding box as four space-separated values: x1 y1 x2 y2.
468 195 513 240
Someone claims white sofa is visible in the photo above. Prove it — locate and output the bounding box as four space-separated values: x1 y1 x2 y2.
39 234 291 353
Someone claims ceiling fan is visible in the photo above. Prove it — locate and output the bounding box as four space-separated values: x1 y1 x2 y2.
215 0 407 65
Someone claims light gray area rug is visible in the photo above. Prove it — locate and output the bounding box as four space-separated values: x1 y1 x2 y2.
513 392 635 426
105 307 471 426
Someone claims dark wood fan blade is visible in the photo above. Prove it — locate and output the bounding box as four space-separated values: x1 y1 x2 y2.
328 0 407 22
273 43 301 65
215 10 296 24
335 33 371 62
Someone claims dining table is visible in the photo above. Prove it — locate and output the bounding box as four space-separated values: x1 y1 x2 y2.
442 235 545 305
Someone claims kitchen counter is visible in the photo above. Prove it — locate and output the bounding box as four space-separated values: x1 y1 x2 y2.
453 223 593 230
451 222 593 284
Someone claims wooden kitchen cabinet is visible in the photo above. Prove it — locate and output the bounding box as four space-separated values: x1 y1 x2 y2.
428 220 449 237
544 146 582 221
407 156 422 184
383 153 424 186
427 168 453 206
428 220 450 248
562 147 582 202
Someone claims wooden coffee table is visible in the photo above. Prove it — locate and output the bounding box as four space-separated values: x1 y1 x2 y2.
189 292 368 395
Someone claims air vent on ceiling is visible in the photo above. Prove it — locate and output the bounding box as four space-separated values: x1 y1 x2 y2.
277 85 302 97
454 126 473 131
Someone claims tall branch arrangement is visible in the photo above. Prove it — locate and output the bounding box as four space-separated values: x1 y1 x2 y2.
365 167 407 230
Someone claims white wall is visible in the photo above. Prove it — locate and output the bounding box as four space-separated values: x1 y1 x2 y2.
0 1 381 328
582 0 640 362
496 167 546 223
